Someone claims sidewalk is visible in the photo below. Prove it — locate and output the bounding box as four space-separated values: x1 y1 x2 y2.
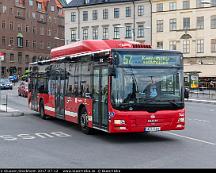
185 90 216 105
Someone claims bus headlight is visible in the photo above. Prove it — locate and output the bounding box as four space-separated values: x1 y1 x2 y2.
114 120 126 125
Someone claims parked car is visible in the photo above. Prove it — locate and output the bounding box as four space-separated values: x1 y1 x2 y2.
18 82 28 97
9 75 18 82
0 78 13 90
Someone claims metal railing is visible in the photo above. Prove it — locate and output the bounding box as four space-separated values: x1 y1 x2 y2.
189 88 216 100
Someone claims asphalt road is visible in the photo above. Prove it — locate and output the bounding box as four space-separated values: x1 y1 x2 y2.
0 86 216 168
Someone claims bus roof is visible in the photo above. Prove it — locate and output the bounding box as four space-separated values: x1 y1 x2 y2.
50 40 151 59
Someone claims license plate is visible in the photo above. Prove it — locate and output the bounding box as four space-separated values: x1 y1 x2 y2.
145 127 161 132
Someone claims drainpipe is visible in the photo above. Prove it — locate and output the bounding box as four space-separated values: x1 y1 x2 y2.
149 0 152 46
132 0 136 41
77 6 80 41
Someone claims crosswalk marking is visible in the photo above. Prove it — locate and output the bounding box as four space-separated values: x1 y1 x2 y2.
0 105 19 112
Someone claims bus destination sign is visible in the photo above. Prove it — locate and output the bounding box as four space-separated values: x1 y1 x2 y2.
122 55 179 65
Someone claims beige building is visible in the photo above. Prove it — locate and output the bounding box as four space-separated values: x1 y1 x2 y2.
64 0 152 45
152 0 216 79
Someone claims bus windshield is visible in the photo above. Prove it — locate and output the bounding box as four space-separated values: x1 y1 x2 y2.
111 65 184 111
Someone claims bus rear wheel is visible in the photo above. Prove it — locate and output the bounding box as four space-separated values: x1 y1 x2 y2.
39 100 48 120
79 107 93 135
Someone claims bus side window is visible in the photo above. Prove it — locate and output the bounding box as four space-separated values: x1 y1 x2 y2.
66 63 75 97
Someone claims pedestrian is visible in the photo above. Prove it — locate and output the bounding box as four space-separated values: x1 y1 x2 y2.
184 87 189 99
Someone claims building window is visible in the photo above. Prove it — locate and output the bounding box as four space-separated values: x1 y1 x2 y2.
211 15 216 29
32 12 36 19
197 16 204 30
51 6 55 12
18 52 22 64
29 0 33 6
114 8 120 18
25 25 30 32
2 5 7 13
83 28 88 40
83 11 88 21
17 24 22 31
92 10 98 20
58 8 63 16
17 33 23 48
32 26 36 34
211 39 216 52
183 0 190 9
103 9 108 19
114 27 120 39
170 18 177 31
157 41 163 49
10 53 15 62
196 39 204 53
183 40 190 53
2 20 6 29
183 17 190 29
157 20 163 32
25 55 30 64
196 0 204 8
37 3 42 12
211 0 216 6
103 27 109 40
138 5 144 16
2 36 6 46
9 22 13 30
92 28 99 40
125 26 132 38
71 30 77 41
33 40 36 48
126 7 131 17
84 0 90 4
9 37 14 46
47 28 51 36
137 25 144 38
40 27 44 35
25 40 30 48
16 0 25 7
169 41 177 50
71 12 76 22
169 2 176 10
156 3 163 12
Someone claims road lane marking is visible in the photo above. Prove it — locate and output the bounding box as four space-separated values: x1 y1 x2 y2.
0 131 71 141
165 132 216 146
188 118 210 123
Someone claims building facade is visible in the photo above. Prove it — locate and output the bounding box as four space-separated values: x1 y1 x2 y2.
0 0 67 77
64 0 152 45
152 0 216 81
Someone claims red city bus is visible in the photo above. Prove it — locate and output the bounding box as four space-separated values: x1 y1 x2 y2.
28 40 185 134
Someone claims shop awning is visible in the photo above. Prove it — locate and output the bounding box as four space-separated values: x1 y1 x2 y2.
184 64 216 77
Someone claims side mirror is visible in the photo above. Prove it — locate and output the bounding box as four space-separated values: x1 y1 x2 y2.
108 65 116 77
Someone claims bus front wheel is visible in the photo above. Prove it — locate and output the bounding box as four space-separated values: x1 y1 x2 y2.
79 107 93 135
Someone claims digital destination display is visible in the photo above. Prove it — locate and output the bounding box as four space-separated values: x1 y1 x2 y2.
122 55 180 65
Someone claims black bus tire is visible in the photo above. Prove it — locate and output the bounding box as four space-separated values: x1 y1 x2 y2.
79 107 93 135
39 100 48 120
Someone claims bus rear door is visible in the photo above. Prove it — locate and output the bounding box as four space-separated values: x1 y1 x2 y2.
55 72 65 119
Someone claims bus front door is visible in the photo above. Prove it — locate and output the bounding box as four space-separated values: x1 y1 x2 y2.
31 77 38 111
55 75 65 119
93 67 108 130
